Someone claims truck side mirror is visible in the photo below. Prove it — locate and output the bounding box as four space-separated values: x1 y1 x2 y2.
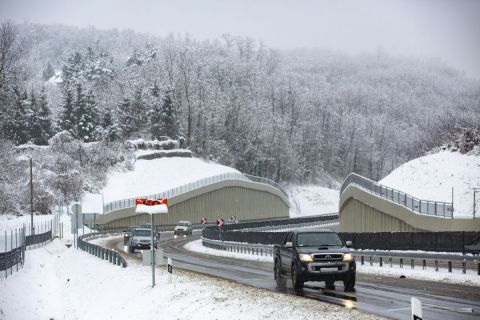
345 241 352 248
285 242 293 248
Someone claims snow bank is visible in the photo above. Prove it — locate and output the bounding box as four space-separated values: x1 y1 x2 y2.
82 157 240 213
379 151 480 217
288 185 339 217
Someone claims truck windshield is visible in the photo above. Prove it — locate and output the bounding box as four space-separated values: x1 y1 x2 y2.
134 230 151 237
296 232 343 247
178 222 190 226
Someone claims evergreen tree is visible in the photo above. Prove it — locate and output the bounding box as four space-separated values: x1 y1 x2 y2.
117 97 135 138
73 86 98 142
3 87 29 145
148 82 163 138
59 87 75 133
62 52 83 85
131 87 146 129
27 90 37 141
31 88 52 145
160 88 178 138
42 62 55 81
101 109 118 142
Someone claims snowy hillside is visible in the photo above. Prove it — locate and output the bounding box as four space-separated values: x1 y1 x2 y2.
379 151 480 217
82 156 240 213
288 185 339 217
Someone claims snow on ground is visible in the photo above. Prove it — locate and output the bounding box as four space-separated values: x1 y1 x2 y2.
288 185 339 217
0 214 54 231
0 222 381 320
185 240 480 287
356 264 480 287
379 151 480 217
82 157 241 213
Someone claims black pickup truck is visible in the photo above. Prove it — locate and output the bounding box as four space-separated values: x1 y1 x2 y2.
273 229 356 294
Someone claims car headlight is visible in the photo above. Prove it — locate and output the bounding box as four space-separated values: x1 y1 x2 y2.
299 254 313 262
343 253 353 261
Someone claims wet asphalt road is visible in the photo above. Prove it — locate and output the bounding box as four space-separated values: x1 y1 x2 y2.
109 231 480 320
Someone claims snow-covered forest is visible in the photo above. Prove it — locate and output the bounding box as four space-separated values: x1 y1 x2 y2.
1 22 479 215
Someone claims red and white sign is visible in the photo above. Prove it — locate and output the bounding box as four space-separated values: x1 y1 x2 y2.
135 198 168 214
216 218 224 227
136 198 168 206
201 218 208 224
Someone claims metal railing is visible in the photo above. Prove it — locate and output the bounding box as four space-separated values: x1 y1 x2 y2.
340 173 454 218
201 239 480 275
1 212 61 278
77 231 127 268
202 238 275 257
103 172 289 214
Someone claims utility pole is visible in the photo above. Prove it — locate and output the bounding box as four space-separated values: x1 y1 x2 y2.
30 158 34 236
151 213 155 288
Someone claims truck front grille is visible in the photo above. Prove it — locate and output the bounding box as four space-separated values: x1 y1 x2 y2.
312 253 343 261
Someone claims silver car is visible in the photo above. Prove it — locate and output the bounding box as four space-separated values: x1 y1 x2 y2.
128 227 157 253
174 220 193 236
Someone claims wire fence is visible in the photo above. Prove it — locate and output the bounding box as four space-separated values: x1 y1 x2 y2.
340 173 454 218
0 211 62 278
103 172 289 214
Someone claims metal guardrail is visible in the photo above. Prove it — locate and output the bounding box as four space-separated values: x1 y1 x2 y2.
202 238 275 257
78 231 128 268
340 173 454 218
103 172 289 214
201 238 480 275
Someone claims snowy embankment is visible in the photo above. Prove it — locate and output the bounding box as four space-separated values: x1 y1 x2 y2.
288 185 340 217
82 155 240 213
379 151 480 217
0 221 379 320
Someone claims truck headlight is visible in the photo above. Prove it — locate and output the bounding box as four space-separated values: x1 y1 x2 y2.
343 253 353 261
299 254 313 262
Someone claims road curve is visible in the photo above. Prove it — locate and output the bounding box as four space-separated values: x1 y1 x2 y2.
107 233 480 320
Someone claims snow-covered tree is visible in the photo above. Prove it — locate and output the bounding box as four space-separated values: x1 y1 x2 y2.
30 88 53 145
117 97 135 138
58 87 75 134
159 87 178 138
42 62 55 81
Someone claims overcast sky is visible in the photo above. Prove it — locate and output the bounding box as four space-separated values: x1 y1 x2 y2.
1 0 479 78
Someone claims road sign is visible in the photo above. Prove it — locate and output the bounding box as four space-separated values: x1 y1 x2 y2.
167 257 172 283
411 297 422 320
201 218 208 224
216 218 224 227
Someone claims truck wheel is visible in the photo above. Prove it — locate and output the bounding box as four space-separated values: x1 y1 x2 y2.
274 260 286 289
343 272 356 292
291 264 304 295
